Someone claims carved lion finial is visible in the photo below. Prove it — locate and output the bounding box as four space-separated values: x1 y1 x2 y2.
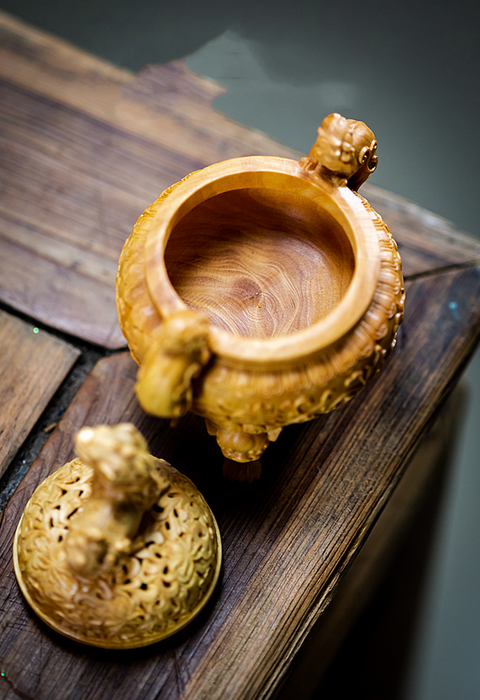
300 113 378 190
66 423 167 577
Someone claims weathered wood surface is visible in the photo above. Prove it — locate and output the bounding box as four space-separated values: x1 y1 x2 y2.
279 384 466 699
0 310 79 479
1 263 480 700
0 11 297 349
1 11 480 348
364 183 480 279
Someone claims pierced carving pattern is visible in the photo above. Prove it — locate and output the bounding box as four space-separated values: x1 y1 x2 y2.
15 458 221 648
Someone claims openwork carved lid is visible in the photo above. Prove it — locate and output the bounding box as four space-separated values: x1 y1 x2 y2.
13 424 222 648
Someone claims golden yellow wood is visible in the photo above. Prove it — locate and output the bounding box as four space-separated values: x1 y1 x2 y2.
116 114 405 474
13 424 222 648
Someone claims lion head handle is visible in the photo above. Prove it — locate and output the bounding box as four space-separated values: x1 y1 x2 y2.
135 309 211 420
300 113 378 191
66 423 169 577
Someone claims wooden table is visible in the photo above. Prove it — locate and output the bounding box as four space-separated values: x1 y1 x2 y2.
1 11 480 700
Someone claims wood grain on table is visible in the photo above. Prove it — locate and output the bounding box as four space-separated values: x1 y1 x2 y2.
0 309 79 478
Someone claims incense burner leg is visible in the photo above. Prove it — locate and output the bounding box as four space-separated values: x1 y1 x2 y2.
205 419 276 480
214 426 270 462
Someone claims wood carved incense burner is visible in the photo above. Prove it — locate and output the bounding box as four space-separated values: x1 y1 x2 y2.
116 114 405 478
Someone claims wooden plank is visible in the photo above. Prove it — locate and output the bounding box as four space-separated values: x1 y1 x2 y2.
0 11 297 162
0 309 80 478
0 10 297 350
1 264 480 699
365 183 480 278
278 384 467 698
1 11 480 348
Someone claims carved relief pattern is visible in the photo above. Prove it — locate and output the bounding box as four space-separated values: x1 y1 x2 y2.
116 173 197 365
194 194 404 452
16 458 220 648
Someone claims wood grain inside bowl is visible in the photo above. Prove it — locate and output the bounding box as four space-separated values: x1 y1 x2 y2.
164 188 355 339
